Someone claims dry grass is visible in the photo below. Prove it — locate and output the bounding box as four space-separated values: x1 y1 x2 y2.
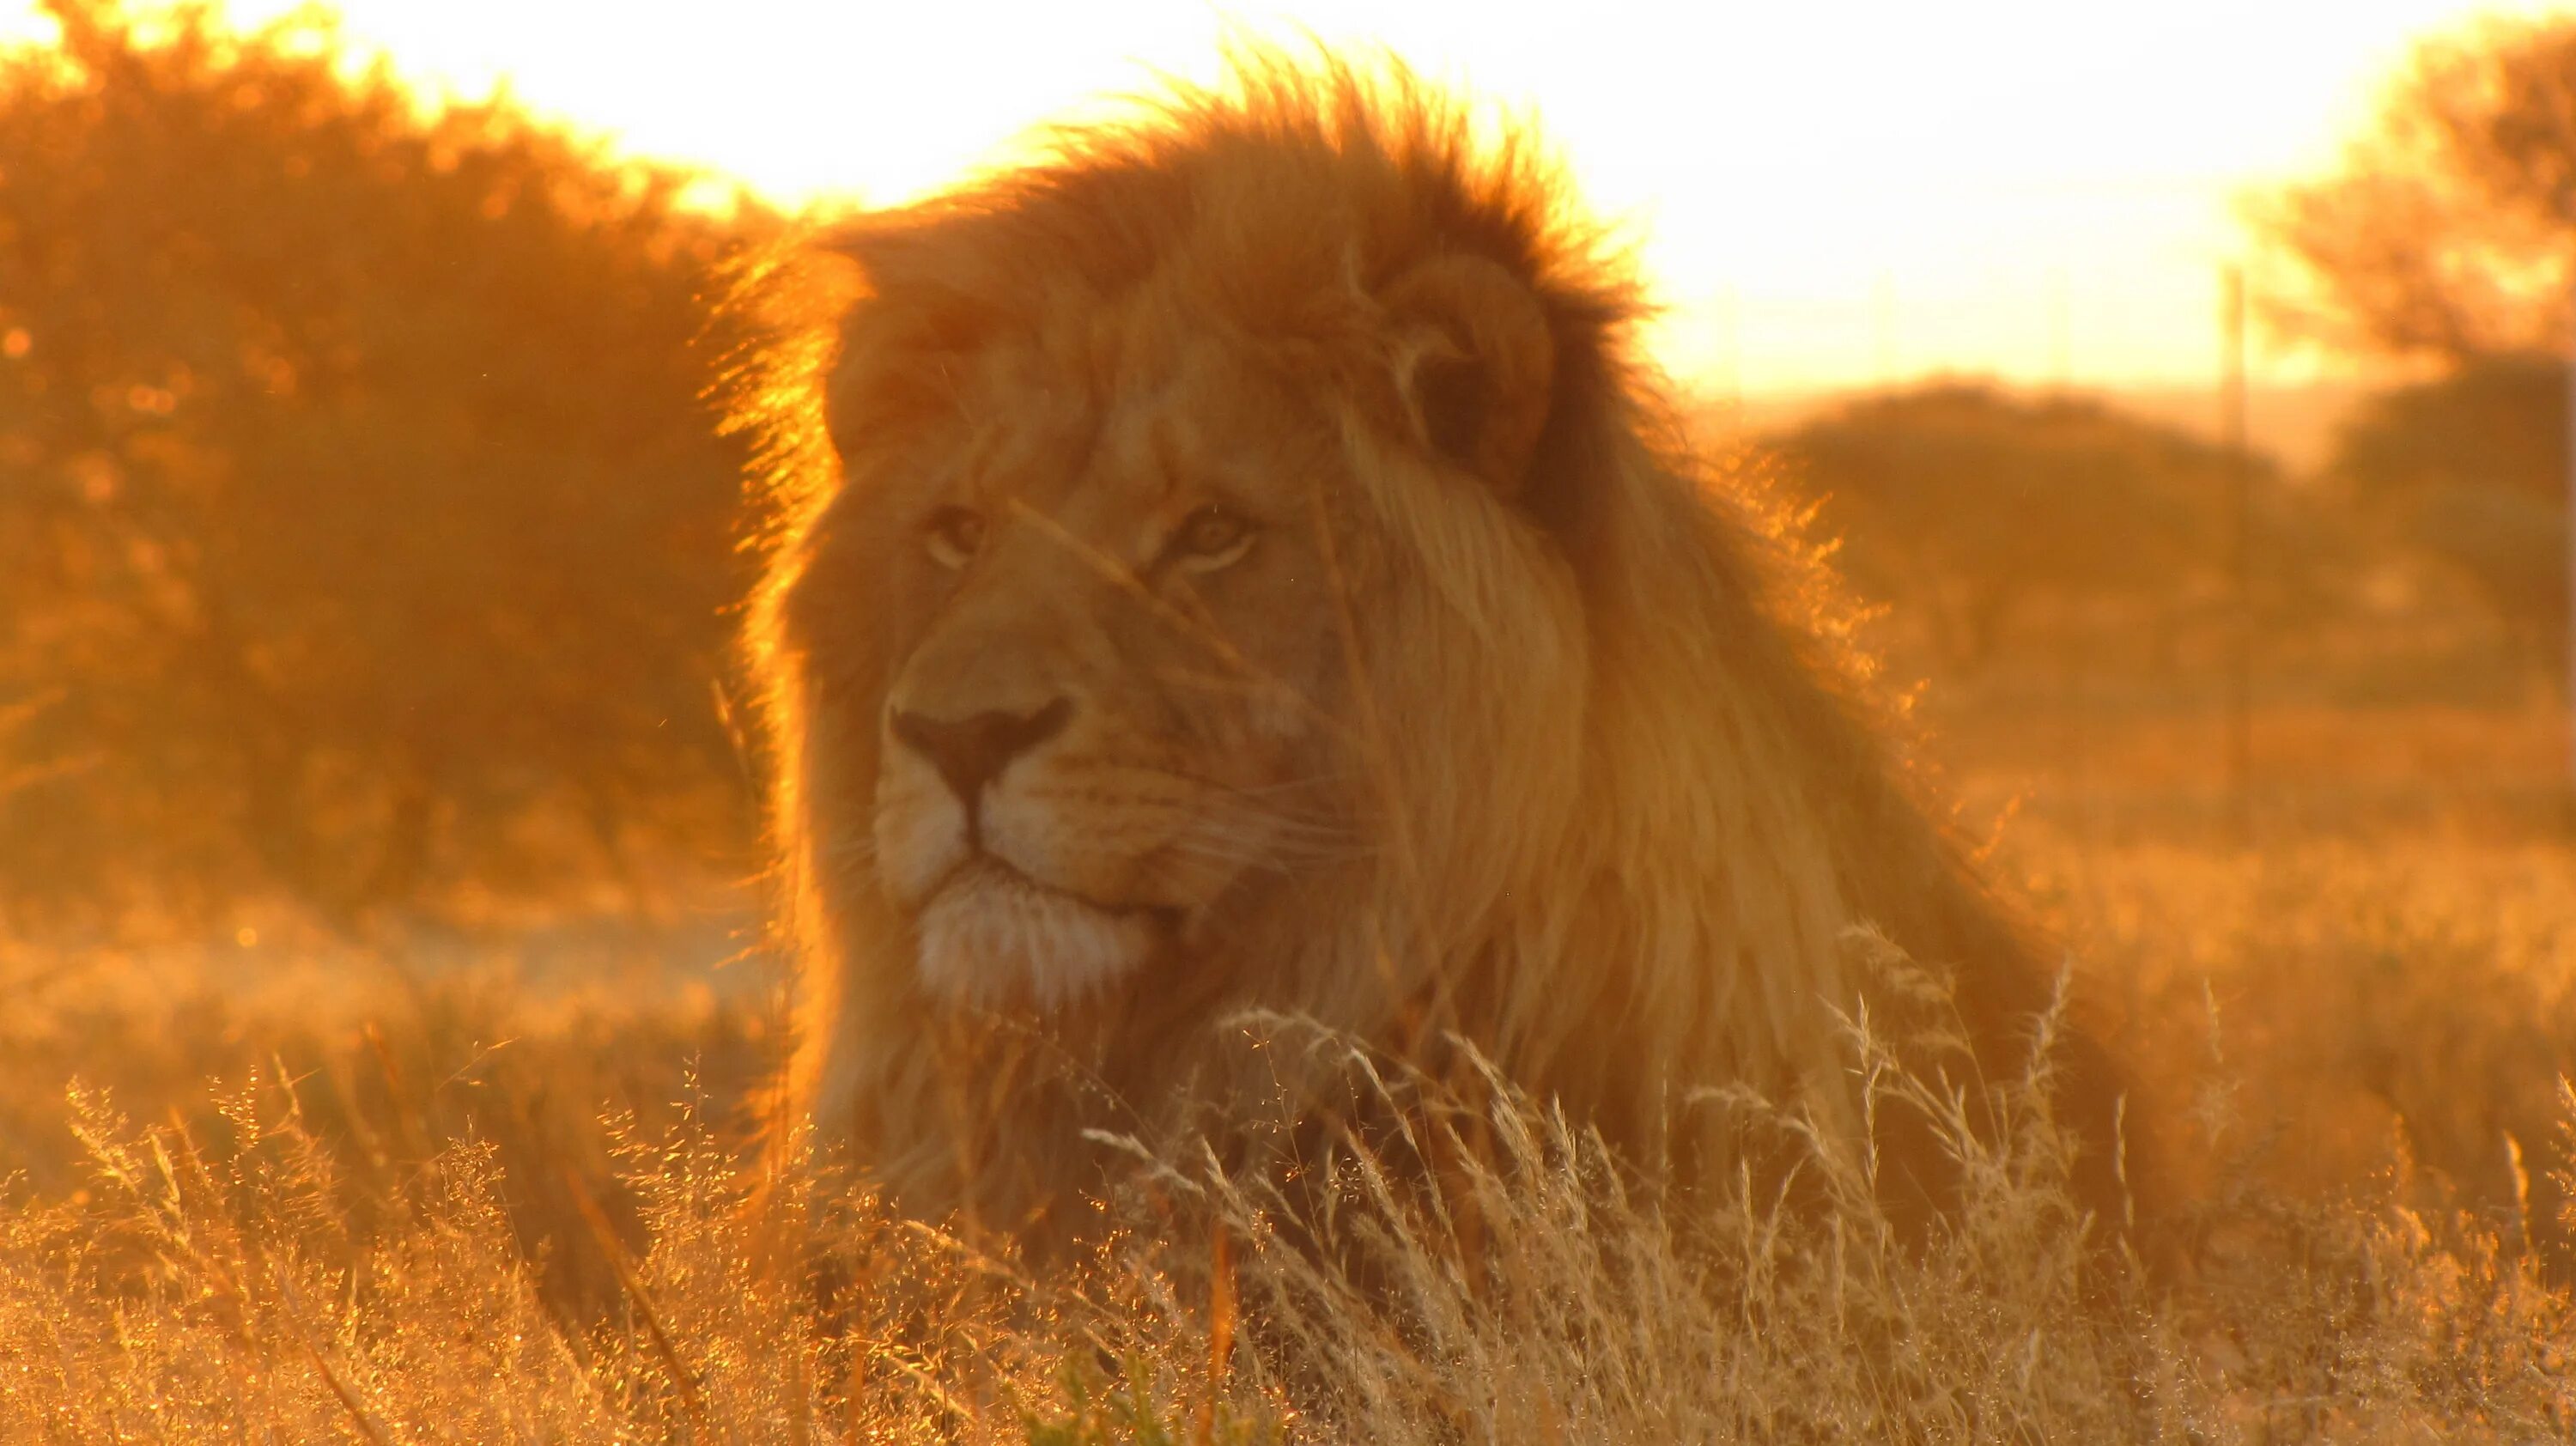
7 716 2576 1440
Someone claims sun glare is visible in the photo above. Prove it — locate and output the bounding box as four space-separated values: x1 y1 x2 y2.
10 0 2567 391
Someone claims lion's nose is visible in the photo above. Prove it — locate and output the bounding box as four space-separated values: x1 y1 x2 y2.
890 697 1074 805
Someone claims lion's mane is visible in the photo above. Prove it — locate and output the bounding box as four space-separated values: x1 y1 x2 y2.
742 57 2139 1241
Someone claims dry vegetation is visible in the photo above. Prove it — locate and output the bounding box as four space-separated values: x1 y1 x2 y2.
5 708 2576 1440
9 6 2576 1440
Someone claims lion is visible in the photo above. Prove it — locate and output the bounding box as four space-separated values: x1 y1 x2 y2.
741 56 2144 1248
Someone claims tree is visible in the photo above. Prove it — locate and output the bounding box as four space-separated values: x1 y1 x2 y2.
2254 18 2576 662
0 1 774 929
1770 384 2262 673
2253 15 2576 360
2324 354 2566 655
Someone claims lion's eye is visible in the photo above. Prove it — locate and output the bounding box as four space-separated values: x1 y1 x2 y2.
924 506 987 568
1169 506 1256 572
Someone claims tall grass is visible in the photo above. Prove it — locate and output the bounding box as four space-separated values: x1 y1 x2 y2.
4 833 2575 1439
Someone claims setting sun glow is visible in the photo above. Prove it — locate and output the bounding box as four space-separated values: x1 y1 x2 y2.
13 2 2576 1433
6 0 2563 389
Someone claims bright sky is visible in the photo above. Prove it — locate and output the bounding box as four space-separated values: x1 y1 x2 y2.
13 0 2568 392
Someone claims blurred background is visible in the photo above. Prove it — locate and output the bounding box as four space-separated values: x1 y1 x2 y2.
5 0 2576 1279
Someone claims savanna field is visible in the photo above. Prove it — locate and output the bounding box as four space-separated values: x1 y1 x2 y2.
8 684 2576 1441
12 3 2576 1440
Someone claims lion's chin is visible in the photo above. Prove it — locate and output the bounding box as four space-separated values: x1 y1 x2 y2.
912 865 1162 1012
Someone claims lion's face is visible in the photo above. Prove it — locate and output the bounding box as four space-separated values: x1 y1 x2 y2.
798 206 1564 1018
863 326 1361 1011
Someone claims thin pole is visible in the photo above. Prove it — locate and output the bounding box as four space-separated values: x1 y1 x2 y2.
2222 265 2252 843
2565 273 2576 809
1874 272 1897 391
2049 267 2072 392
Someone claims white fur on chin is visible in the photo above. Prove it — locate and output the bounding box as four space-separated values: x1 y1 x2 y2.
913 867 1158 1011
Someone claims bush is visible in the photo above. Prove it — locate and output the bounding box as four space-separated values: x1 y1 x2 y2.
0 0 773 929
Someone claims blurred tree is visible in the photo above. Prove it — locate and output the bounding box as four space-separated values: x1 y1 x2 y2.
2252 15 2576 360
1771 384 2272 673
2254 15 2576 665
0 0 772 930
2325 354 2567 657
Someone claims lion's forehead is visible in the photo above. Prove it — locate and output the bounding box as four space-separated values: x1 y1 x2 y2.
863 308 1341 660
934 317 1334 525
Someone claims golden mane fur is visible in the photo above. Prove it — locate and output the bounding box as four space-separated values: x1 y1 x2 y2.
741 55 2138 1242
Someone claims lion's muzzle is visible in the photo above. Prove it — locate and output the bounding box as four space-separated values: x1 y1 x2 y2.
888 697 1072 841
876 687 1198 1010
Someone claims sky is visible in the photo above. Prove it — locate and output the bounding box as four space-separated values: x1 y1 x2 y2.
12 0 2567 393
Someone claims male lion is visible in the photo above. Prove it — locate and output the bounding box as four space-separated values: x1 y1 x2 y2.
744 58 2142 1245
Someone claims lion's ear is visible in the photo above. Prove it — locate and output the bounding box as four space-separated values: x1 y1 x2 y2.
1382 254 1557 495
